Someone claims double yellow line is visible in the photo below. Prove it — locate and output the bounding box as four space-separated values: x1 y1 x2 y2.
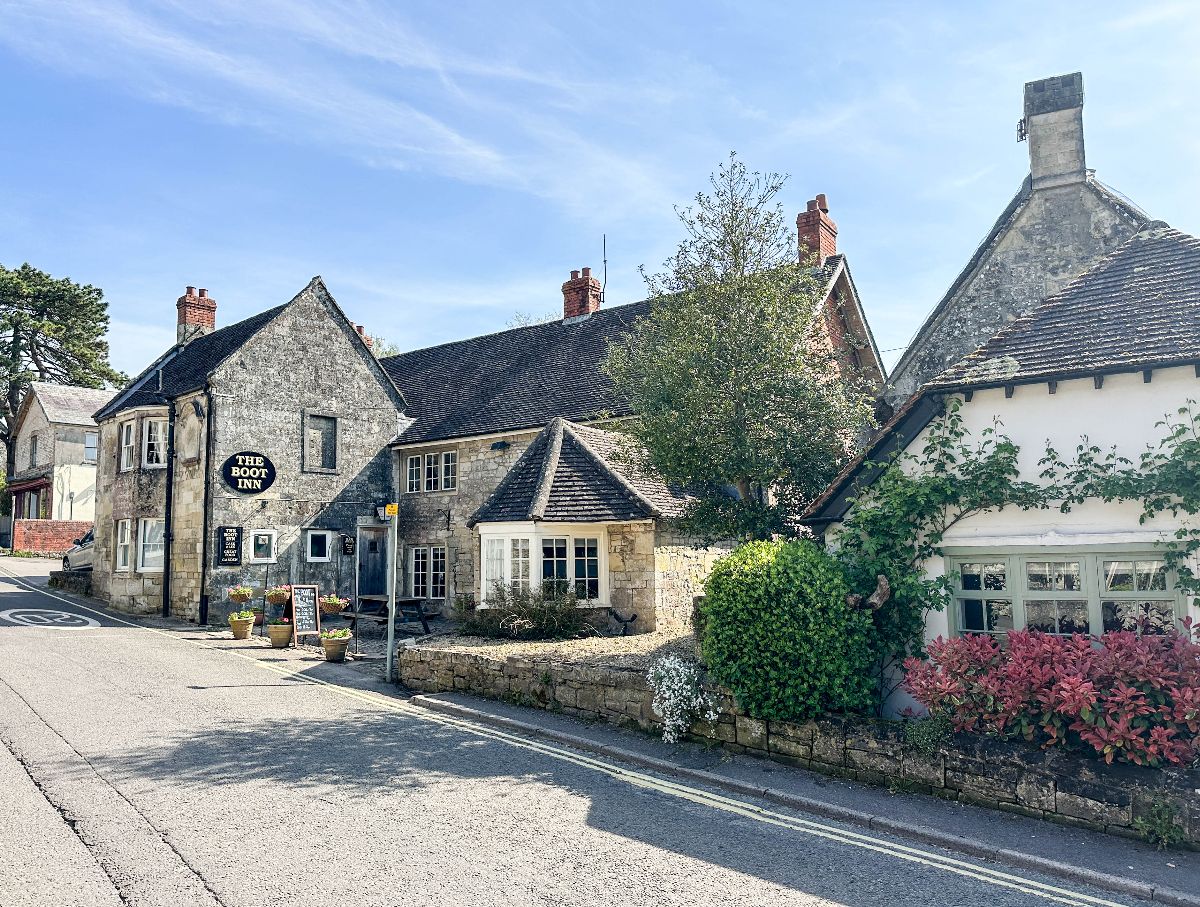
0 565 1132 907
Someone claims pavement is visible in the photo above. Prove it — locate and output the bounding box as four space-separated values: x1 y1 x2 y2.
0 556 1197 907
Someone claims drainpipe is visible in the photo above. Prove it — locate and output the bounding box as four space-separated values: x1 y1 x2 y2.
197 386 214 626
161 399 177 619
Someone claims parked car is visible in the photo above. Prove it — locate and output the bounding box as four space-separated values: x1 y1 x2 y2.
63 529 94 571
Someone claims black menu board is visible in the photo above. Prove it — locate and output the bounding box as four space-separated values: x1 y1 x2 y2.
290 584 320 644
215 527 242 566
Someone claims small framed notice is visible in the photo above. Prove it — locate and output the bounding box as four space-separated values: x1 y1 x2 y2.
215 526 242 567
290 584 321 645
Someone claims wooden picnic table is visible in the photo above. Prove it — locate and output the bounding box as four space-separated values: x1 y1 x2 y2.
342 597 432 636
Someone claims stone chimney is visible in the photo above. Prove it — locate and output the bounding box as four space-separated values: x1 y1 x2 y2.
355 323 374 351
796 194 838 266
176 286 216 345
561 267 602 319
1024 72 1086 190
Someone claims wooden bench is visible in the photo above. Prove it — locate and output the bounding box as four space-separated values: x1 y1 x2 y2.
343 597 431 635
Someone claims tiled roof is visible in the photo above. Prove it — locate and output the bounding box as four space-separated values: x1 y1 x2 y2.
468 418 691 526
887 175 1149 391
29 382 113 426
95 306 286 421
930 223 1200 389
380 301 649 445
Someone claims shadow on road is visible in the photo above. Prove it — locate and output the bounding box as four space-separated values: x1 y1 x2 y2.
103 707 967 905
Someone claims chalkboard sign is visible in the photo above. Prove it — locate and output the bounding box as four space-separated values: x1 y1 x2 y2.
290 584 320 644
221 451 277 495
340 534 356 557
215 526 242 566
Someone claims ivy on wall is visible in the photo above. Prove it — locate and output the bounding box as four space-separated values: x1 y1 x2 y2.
834 397 1200 714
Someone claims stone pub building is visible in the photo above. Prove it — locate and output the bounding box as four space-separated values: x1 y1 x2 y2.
92 202 882 628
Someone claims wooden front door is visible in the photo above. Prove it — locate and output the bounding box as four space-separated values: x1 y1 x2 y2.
357 527 388 600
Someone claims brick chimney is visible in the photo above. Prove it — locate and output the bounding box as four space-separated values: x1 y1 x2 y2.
561 267 602 319
355 323 374 351
176 286 216 345
797 194 838 267
1023 72 1086 190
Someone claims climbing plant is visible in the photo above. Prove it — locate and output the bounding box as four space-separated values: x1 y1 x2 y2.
834 398 1056 713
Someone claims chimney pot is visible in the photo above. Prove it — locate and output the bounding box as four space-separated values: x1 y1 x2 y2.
796 194 838 267
198 288 207 298
186 285 195 295
561 266 603 319
356 324 365 336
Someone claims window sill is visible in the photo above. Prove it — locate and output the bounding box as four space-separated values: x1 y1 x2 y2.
303 467 340 476
141 463 167 471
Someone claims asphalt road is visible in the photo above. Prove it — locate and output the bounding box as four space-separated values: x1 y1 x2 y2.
0 560 1158 907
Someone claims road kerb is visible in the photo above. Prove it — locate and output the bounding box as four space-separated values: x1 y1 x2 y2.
408 693 1199 907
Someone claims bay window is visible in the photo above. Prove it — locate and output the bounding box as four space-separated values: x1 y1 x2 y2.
119 422 136 470
479 525 607 604
142 419 167 468
949 550 1181 638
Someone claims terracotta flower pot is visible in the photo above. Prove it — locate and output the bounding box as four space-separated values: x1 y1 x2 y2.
321 636 351 663
267 624 293 648
252 609 265 627
228 616 255 640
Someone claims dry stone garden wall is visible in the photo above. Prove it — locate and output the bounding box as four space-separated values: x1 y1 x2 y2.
399 645 1200 847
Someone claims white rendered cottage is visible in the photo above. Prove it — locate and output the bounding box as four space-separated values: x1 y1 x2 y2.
806 224 1200 668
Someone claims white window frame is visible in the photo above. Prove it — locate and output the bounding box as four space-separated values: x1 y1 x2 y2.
406 455 422 493
114 519 131 571
431 545 447 599
306 529 334 563
423 452 440 492
946 547 1184 638
84 431 98 464
249 530 278 565
142 418 168 468
478 523 609 605
119 422 136 471
441 451 457 491
137 518 165 572
411 546 430 598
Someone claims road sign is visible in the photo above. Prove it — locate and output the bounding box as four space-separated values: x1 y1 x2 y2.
385 503 399 516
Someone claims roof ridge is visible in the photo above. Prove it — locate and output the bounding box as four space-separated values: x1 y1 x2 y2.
529 418 565 520
563 421 661 518
379 298 651 366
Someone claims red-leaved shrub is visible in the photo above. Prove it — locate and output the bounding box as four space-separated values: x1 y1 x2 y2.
904 624 1200 767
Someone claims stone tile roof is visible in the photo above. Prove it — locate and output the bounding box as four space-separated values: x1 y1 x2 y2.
29 382 113 426
468 418 691 526
930 223 1200 389
95 305 287 421
380 301 649 445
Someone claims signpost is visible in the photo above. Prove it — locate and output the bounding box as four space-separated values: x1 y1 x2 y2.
215 527 243 566
384 503 399 683
220 451 277 495
290 584 320 646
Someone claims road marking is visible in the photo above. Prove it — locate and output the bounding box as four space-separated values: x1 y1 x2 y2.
0 607 101 628
0 566 1134 907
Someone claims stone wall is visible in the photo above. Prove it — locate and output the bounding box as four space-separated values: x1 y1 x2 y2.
653 531 732 635
884 178 1144 406
12 519 93 555
399 646 1200 847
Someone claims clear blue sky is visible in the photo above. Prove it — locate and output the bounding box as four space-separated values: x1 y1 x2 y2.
1 1 1196 376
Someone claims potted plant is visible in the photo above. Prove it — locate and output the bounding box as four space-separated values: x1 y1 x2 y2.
228 608 256 640
251 606 265 627
319 593 349 616
265 585 292 606
266 616 293 648
319 628 353 663
228 585 254 605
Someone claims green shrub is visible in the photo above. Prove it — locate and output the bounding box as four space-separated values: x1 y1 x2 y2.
904 713 953 760
700 539 875 721
453 585 600 641
1134 796 1187 850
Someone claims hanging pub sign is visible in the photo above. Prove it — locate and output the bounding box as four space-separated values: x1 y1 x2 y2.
340 534 356 557
290 584 320 645
221 451 277 494
215 526 243 566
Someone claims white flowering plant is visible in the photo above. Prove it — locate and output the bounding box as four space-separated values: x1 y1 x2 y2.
648 655 719 743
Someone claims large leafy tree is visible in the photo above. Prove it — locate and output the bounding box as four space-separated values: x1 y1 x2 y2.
604 154 875 538
0 263 124 483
